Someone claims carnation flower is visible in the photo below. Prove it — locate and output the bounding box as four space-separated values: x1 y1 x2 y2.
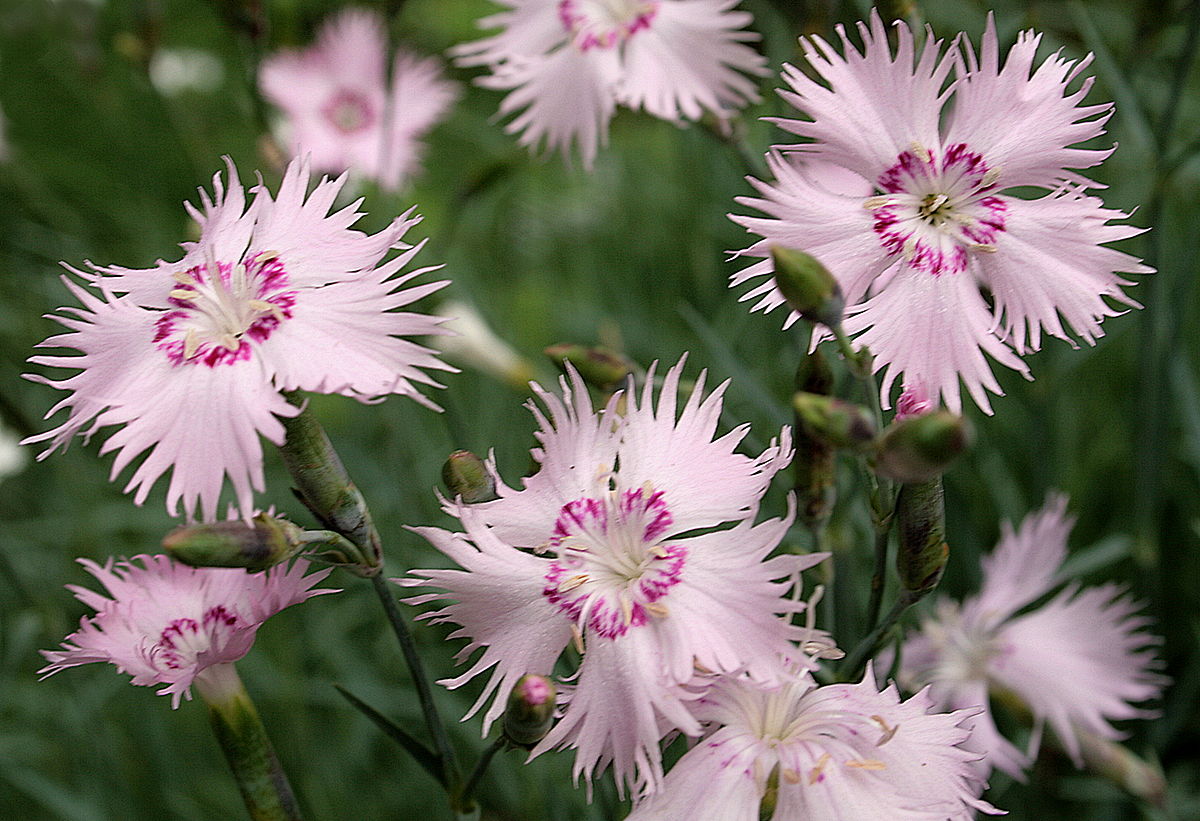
896 495 1164 778
625 667 998 821
730 13 1151 413
261 8 458 190
454 0 767 167
401 357 821 797
40 555 335 707
23 156 453 521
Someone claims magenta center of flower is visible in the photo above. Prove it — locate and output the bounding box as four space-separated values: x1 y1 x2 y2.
322 89 375 135
867 143 1008 276
543 487 686 639
153 251 296 367
151 605 242 672
558 0 658 51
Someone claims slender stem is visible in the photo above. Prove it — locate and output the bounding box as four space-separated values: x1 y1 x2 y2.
840 590 918 681
197 664 303 821
865 525 890 629
369 573 462 797
456 736 506 813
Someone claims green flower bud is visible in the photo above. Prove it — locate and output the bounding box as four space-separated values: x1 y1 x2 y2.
793 349 836 527
163 513 305 571
502 674 557 749
770 246 844 328
895 478 948 596
874 411 971 484
792 392 876 451
544 343 634 392
442 450 498 504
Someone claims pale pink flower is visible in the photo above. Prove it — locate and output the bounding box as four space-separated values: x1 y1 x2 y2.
40 555 335 707
730 13 1151 413
23 157 453 521
400 356 822 797
260 8 458 191
897 495 1164 778
626 667 998 821
454 0 767 168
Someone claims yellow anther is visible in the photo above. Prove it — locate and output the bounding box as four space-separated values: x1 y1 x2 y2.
183 329 200 360
871 715 899 746
782 768 801 785
844 759 886 770
808 753 832 784
643 601 669 618
558 574 589 594
169 289 199 300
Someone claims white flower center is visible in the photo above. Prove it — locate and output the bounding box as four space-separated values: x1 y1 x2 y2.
154 251 296 367
149 605 242 673
542 487 685 639
865 142 1007 276
322 89 375 134
558 0 659 50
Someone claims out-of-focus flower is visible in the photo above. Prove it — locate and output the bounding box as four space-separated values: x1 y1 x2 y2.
40 555 335 707
626 667 998 820
0 422 27 481
149 48 225 96
730 13 1150 413
439 299 535 388
23 156 453 521
897 495 1164 778
260 8 458 191
454 0 767 168
401 356 821 797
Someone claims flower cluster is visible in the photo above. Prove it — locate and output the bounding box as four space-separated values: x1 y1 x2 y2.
261 8 458 191
402 357 993 815
731 12 1151 413
23 156 453 521
454 0 768 167
896 495 1164 777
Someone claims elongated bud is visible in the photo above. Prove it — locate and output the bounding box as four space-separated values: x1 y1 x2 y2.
759 763 782 821
895 478 947 597
544 343 634 392
1078 729 1166 806
793 349 836 527
793 392 876 450
771 246 844 328
442 450 498 503
164 514 305 571
502 674 557 749
874 411 971 484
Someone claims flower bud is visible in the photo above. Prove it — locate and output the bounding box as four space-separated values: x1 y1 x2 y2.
895 478 948 596
874 411 971 484
163 513 305 571
544 343 634 392
442 450 498 504
502 674 557 749
793 349 836 527
770 245 844 328
792 392 876 451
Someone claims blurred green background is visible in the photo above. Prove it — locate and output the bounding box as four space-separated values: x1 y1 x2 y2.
1 0 1198 818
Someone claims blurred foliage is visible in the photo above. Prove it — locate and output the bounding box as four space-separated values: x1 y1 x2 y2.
0 0 1197 818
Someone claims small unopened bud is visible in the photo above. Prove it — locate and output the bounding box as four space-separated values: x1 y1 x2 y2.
759 763 782 820
793 349 836 527
544 343 634 392
442 450 498 503
1077 728 1167 807
793 392 876 450
771 246 844 328
895 478 948 596
503 674 557 749
163 513 304 571
874 411 971 484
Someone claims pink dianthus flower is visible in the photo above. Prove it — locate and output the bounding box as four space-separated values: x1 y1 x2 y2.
897 495 1164 778
23 156 453 521
40 555 335 707
731 13 1151 413
260 8 458 191
454 0 768 167
400 356 822 797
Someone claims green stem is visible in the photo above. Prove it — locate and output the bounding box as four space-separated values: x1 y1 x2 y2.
197 664 303 821
456 736 506 813
840 590 919 682
865 524 890 629
370 573 462 800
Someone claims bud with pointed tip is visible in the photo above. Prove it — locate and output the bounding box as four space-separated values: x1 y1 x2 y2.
502 674 557 749
895 478 948 596
792 392 876 451
163 513 305 571
771 246 844 328
544 343 634 392
442 450 498 504
874 412 971 484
